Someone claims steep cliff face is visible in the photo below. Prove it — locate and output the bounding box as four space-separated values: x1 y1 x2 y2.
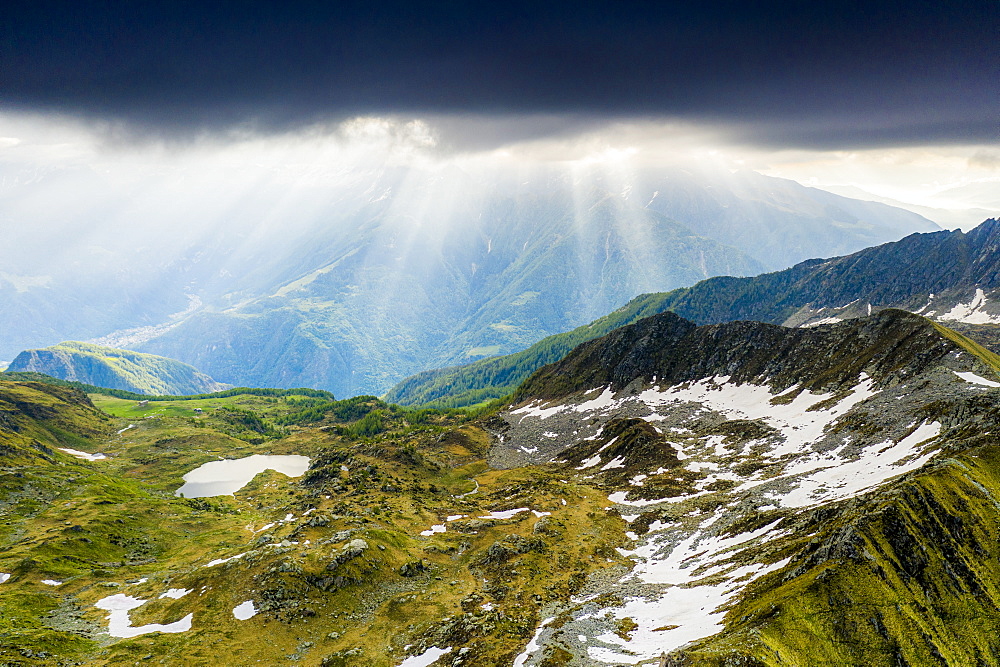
492 309 1000 665
6 342 227 396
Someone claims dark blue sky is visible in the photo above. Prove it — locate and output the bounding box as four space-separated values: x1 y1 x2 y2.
1 1 996 147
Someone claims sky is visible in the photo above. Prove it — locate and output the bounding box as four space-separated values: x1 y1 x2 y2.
1 1 998 225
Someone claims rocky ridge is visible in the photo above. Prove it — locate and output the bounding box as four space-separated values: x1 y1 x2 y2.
388 218 1000 409
492 309 1000 665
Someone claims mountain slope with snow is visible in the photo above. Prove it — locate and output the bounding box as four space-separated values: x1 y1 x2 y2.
492 309 1000 665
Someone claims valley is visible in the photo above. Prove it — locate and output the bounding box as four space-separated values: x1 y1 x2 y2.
3 4 995 666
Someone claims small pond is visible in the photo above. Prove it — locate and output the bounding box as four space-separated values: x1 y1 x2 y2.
175 454 311 498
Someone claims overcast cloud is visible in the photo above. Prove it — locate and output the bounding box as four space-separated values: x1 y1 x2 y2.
2 1 996 148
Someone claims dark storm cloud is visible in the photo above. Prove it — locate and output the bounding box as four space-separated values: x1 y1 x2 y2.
2 1 996 147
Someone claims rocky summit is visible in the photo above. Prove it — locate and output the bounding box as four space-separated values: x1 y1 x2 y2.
2 309 1000 665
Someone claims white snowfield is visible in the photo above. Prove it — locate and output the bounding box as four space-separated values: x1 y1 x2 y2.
510 374 952 665
954 370 1000 388
94 593 193 638
636 374 880 458
232 600 257 620
397 646 453 666
936 288 1000 324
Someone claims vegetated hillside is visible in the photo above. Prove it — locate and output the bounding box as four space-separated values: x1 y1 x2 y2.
488 309 1000 664
0 381 112 464
0 379 628 666
384 292 679 408
3 310 999 666
389 217 1000 408
5 342 229 396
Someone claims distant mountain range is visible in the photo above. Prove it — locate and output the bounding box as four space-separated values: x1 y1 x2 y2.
4 341 228 396
1 162 935 396
389 218 1000 407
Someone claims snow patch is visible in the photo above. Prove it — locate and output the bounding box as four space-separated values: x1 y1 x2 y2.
600 457 626 471
480 508 531 520
938 288 1000 324
159 588 191 599
954 370 1000 388
58 448 107 461
233 600 257 620
398 646 453 667
513 617 555 666
203 552 248 568
94 594 194 638
776 421 942 508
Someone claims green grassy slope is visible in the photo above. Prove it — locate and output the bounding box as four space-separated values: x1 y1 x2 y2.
384 292 680 407
680 442 1000 666
5 342 228 396
0 380 626 666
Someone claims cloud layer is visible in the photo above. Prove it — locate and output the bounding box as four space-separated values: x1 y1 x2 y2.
2 1 996 147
